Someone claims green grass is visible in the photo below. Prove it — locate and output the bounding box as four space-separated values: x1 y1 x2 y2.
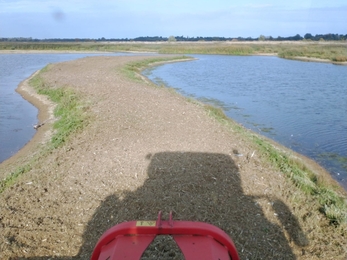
204 104 230 122
277 43 347 62
50 88 89 148
121 56 191 82
251 133 346 225
29 69 90 148
0 165 32 193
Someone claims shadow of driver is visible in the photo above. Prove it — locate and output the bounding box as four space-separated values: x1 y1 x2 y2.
17 152 307 259
78 152 307 259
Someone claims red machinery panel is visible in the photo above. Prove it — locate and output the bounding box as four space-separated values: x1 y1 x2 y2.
92 211 239 260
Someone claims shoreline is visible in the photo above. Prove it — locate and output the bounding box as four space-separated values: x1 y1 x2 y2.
0 55 346 259
0 60 344 195
0 71 55 172
1 49 346 65
0 56 193 170
284 55 347 65
139 59 346 192
0 55 345 191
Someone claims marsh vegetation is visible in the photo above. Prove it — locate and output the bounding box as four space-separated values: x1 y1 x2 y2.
1 41 347 62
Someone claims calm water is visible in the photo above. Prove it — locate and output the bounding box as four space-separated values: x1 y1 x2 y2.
0 53 141 163
143 55 347 189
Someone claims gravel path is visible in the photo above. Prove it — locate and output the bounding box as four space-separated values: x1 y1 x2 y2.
0 56 345 259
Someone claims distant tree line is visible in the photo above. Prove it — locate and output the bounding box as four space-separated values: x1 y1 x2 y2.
1 33 346 42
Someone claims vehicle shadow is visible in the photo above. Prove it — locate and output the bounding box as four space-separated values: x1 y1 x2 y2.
17 152 308 259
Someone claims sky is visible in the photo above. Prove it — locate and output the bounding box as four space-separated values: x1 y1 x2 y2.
0 0 346 39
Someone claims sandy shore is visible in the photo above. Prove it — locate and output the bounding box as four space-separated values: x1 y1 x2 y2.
0 56 346 259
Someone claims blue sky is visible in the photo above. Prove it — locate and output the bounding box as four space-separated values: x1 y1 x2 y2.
0 0 346 39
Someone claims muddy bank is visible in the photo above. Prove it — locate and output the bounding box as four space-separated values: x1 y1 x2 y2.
0 56 346 259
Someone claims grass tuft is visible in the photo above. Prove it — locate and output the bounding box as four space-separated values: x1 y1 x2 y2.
121 56 191 82
0 165 32 193
253 135 347 224
204 104 229 121
29 67 90 149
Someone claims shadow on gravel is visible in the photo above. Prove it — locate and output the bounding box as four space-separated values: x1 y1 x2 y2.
18 152 307 259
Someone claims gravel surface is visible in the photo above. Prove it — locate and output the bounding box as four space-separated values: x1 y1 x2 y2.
0 55 346 259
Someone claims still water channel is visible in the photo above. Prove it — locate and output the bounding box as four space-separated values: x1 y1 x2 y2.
143 55 347 189
0 53 346 189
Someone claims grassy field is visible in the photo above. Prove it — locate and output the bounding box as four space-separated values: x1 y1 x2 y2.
1 41 347 62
